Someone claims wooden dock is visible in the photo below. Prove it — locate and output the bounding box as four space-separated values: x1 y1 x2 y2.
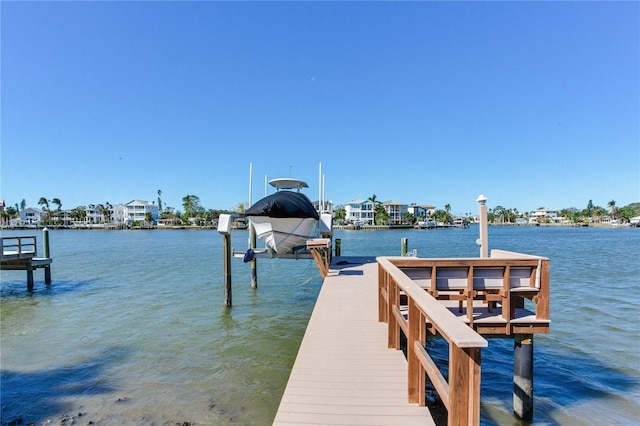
273 256 436 426
1 234 52 290
274 248 550 425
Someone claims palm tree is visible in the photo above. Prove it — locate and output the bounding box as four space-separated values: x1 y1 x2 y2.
607 200 616 217
38 197 50 224
99 204 112 223
368 194 378 225
38 197 50 211
51 198 62 212
374 204 389 225
71 206 87 224
157 190 163 212
182 195 203 219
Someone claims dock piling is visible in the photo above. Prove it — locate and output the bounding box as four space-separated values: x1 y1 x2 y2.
43 228 52 283
401 238 408 256
27 265 34 291
43 227 50 259
218 214 233 307
335 238 341 257
514 334 534 419
250 225 257 289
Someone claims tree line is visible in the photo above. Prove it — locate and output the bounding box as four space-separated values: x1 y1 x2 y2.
2 193 639 227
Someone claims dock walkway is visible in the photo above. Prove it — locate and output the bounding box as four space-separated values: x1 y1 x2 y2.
273 256 435 426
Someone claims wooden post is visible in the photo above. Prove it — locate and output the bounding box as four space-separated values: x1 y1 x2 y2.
27 265 34 291
223 233 232 306
449 345 482 426
407 298 425 404
335 238 341 257
43 228 52 284
514 334 534 419
401 238 408 256
477 195 488 258
250 224 257 289
43 227 50 258
218 214 233 307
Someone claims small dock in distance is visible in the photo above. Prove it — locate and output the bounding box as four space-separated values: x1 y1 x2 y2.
1 232 53 290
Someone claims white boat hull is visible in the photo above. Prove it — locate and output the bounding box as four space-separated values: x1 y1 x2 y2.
248 216 319 254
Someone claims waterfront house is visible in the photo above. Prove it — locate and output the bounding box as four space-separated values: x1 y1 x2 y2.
52 210 74 227
531 208 562 224
381 200 408 225
344 199 375 225
125 200 159 226
408 203 436 220
10 207 43 228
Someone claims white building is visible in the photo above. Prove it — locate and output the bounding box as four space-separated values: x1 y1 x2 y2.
313 200 334 215
531 208 558 219
124 200 159 226
53 210 74 227
381 200 408 225
344 199 375 225
10 207 43 228
408 204 436 219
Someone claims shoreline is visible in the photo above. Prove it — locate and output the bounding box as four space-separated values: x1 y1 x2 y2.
2 222 637 232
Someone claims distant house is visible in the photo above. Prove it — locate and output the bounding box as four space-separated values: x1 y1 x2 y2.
313 200 334 215
125 200 159 226
10 207 43 228
52 210 74 227
344 199 374 225
408 203 436 219
532 208 558 219
381 200 408 225
83 203 123 226
531 208 561 223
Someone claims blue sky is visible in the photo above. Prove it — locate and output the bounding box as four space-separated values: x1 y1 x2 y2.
2 1 638 216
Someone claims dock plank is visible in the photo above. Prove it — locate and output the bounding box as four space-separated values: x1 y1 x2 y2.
273 257 435 426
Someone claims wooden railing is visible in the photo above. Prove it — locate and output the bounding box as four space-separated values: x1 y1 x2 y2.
1 236 37 261
378 251 550 425
378 257 488 426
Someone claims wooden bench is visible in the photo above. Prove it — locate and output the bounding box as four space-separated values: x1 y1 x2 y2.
392 251 549 335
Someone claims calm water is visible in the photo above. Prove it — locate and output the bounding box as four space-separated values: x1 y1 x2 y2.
1 226 639 425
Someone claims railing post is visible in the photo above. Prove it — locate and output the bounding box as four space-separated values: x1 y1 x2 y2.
407 298 425 404
387 277 399 349
449 345 482 426
378 264 386 323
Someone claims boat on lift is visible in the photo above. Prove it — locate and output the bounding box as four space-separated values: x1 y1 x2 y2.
246 178 322 254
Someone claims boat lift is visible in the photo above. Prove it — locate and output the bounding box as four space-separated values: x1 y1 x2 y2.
217 162 333 306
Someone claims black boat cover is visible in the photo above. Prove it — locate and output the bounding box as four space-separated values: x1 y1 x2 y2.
246 191 319 219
